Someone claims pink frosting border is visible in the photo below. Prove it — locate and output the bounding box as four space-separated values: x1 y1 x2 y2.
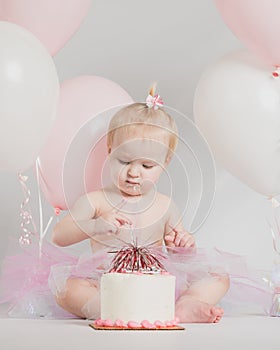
94 318 180 329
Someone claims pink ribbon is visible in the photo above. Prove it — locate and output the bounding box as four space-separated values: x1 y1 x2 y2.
18 174 38 246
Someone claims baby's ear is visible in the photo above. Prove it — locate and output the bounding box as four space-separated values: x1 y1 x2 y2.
164 154 172 166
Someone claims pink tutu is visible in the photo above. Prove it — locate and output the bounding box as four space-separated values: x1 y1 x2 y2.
162 246 273 313
0 239 80 318
0 240 273 319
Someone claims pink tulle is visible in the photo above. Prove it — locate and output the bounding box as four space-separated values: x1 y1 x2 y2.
160 246 272 312
0 240 273 319
0 239 79 318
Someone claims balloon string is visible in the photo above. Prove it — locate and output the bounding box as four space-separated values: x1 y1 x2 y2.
36 159 53 191
35 158 54 257
18 173 38 246
18 160 54 257
35 159 44 256
266 202 280 312
269 196 280 209
267 199 280 256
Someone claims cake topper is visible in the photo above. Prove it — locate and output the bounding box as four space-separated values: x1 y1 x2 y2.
108 243 167 274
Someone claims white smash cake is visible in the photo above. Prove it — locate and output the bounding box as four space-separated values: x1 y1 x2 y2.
94 245 178 329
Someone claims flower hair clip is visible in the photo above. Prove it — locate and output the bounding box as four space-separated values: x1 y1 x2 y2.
146 85 164 110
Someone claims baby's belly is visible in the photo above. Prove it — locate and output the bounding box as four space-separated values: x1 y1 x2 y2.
90 224 164 252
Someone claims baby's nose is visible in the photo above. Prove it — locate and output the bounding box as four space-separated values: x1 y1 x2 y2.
127 164 140 177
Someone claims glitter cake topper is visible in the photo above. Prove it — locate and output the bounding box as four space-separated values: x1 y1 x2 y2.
108 244 166 274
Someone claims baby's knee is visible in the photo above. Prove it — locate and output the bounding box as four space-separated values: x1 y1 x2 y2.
209 271 230 290
55 278 91 305
55 278 74 305
55 277 99 318
216 274 230 293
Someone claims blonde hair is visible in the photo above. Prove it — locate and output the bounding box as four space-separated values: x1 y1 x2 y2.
107 88 178 160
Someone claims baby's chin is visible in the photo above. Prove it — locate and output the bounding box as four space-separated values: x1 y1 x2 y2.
115 180 156 197
119 187 142 197
120 188 156 199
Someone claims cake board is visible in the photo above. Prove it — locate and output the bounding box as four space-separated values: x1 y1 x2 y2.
89 323 185 331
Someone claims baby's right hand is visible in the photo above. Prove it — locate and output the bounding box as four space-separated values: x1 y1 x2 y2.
165 225 195 249
91 210 132 236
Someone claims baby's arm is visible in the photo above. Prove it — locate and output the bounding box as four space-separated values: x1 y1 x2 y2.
52 192 131 247
164 201 195 249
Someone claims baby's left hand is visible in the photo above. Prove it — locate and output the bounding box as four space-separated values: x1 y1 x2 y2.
165 226 195 249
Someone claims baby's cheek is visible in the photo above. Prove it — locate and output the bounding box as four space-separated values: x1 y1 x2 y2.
147 170 162 183
111 164 124 180
140 179 154 193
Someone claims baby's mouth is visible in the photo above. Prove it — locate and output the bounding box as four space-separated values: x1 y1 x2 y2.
125 180 141 192
126 180 140 185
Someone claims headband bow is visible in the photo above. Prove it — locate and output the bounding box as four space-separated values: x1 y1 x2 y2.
146 93 164 110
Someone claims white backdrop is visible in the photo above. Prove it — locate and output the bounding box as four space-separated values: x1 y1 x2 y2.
0 0 276 272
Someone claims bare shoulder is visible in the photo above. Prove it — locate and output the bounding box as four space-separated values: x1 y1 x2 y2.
155 192 174 205
85 190 106 203
155 192 176 213
156 192 180 221
83 189 119 214
70 190 105 219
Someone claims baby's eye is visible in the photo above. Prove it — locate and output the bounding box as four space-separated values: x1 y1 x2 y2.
118 159 130 165
142 164 154 169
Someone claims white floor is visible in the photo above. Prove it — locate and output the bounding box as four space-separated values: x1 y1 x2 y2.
0 310 279 350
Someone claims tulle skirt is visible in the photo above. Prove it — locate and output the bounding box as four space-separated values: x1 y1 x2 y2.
0 239 273 319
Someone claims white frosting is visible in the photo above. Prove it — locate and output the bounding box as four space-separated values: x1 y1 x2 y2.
100 272 176 323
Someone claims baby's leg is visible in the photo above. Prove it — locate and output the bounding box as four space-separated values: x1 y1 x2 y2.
55 277 99 319
185 273 230 305
175 274 230 323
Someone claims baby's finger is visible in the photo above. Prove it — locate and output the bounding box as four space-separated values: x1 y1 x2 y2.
165 239 175 247
180 235 195 248
115 213 133 226
164 230 176 242
174 231 185 246
164 235 175 243
188 237 196 248
179 236 192 248
105 220 121 235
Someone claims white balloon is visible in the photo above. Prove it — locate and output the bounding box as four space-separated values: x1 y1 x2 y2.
194 50 280 197
0 21 59 173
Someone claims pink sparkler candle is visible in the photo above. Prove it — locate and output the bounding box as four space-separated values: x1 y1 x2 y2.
108 244 166 274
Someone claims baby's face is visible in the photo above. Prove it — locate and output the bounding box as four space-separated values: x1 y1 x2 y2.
108 137 170 196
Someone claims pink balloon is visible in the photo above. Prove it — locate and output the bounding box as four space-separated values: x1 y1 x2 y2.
37 76 133 210
0 0 91 55
214 0 280 66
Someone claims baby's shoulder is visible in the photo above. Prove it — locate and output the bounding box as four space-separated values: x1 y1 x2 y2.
156 192 179 217
85 190 106 202
155 192 174 205
86 189 124 211
73 190 105 209
73 190 110 217
155 193 177 212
